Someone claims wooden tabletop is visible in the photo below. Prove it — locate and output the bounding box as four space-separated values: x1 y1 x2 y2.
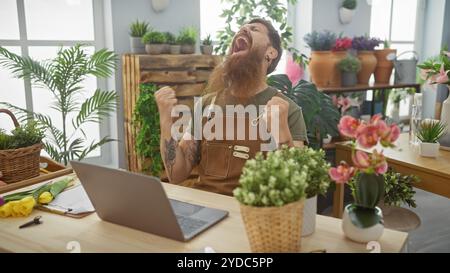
0 176 407 253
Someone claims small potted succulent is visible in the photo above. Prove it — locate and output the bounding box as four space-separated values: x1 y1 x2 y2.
337 54 361 87
142 31 167 55
352 36 382 84
329 114 401 243
129 19 150 54
339 0 357 24
177 27 197 54
233 146 307 252
200 34 213 55
417 119 447 157
303 30 337 87
163 32 176 54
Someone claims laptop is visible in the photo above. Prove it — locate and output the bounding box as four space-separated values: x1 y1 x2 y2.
70 161 229 242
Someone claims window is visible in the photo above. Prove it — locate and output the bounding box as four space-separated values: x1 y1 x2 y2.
200 0 288 75
0 0 109 162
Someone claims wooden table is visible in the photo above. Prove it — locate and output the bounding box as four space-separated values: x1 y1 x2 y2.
0 177 407 253
333 133 450 218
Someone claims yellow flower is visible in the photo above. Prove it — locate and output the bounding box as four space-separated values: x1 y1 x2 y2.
10 196 36 217
38 191 53 204
0 202 13 218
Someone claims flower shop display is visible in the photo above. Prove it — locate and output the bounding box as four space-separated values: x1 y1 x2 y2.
331 37 353 87
233 146 308 252
0 176 75 218
129 19 150 54
332 95 361 116
142 31 167 55
304 30 337 88
337 54 361 87
418 49 450 150
417 119 447 157
177 27 197 54
374 40 397 83
352 36 381 84
339 0 357 24
0 109 44 183
200 34 214 55
329 114 401 243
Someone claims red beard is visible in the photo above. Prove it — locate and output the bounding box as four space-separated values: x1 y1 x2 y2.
206 39 266 100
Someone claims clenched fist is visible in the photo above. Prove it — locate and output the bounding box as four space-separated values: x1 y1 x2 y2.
155 86 178 121
263 95 292 145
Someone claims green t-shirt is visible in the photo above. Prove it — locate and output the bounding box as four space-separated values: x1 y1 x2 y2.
188 86 308 142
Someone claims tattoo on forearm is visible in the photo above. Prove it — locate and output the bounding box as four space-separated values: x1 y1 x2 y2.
164 138 177 177
184 141 200 166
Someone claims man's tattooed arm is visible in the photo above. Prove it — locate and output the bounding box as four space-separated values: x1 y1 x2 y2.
162 136 200 183
164 138 178 178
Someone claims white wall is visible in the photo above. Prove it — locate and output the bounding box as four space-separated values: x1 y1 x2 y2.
420 0 446 60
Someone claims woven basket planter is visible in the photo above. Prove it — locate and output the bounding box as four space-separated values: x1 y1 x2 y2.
0 109 43 183
240 199 305 253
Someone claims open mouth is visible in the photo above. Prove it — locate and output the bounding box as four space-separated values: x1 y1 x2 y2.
232 35 251 54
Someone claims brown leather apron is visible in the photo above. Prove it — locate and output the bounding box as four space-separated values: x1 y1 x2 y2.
192 93 276 196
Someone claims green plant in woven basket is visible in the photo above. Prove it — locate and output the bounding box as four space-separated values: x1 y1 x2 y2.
133 83 163 175
233 146 308 207
129 20 150 38
417 120 447 143
0 44 118 165
0 121 44 150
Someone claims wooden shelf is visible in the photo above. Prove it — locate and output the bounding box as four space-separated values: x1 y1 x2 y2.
320 82 420 94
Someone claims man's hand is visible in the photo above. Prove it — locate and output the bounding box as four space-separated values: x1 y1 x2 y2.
155 86 178 122
265 96 293 146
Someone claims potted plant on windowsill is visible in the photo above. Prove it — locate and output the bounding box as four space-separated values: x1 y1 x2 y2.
129 20 150 54
178 27 197 54
339 0 357 24
417 119 447 157
233 146 308 252
352 36 381 85
338 54 361 87
329 114 401 243
200 34 213 55
142 31 167 55
304 30 337 88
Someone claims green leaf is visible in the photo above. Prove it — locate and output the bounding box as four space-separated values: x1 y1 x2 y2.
50 178 71 197
347 205 383 229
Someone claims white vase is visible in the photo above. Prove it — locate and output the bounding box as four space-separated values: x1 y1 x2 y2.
339 7 355 24
419 142 440 157
342 204 384 243
301 195 317 237
439 86 450 150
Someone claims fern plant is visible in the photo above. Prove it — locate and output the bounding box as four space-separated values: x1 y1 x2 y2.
0 44 118 165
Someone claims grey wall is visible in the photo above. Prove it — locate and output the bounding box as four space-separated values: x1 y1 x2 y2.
104 0 201 168
442 0 450 49
421 0 446 60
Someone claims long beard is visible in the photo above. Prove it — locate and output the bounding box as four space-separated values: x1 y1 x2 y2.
206 46 266 100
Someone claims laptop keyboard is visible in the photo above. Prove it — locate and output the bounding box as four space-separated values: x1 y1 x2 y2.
176 215 208 235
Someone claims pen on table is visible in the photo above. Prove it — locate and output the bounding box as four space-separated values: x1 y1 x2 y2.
41 205 72 215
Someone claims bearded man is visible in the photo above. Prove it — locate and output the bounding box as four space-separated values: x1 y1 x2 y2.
155 18 307 196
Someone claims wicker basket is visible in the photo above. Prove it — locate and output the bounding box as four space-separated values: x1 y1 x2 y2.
240 199 305 253
0 109 43 183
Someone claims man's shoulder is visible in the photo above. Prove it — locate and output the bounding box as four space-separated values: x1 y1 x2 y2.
267 87 302 114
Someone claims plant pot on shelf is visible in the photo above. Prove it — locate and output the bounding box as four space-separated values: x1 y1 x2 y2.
419 142 440 157
162 44 171 54
240 199 304 252
357 51 377 85
200 45 214 55
331 51 347 87
145 44 165 55
180 44 195 54
341 71 358 87
129 37 146 54
339 7 355 24
374 49 396 83
302 195 317 237
170 45 181 54
342 204 384 243
309 51 333 88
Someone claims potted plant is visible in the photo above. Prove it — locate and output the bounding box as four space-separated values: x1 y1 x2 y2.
374 40 397 83
129 20 150 54
331 37 353 86
177 27 197 54
329 114 401 243
338 54 361 87
352 36 381 84
233 146 308 252
142 31 167 55
304 30 337 88
288 147 331 236
200 34 213 55
339 0 357 24
169 34 182 54
163 32 176 54
381 167 419 213
417 119 447 157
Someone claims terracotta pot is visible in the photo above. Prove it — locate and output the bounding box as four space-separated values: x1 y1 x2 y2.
357 51 377 85
374 49 396 83
309 51 333 88
330 51 347 87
